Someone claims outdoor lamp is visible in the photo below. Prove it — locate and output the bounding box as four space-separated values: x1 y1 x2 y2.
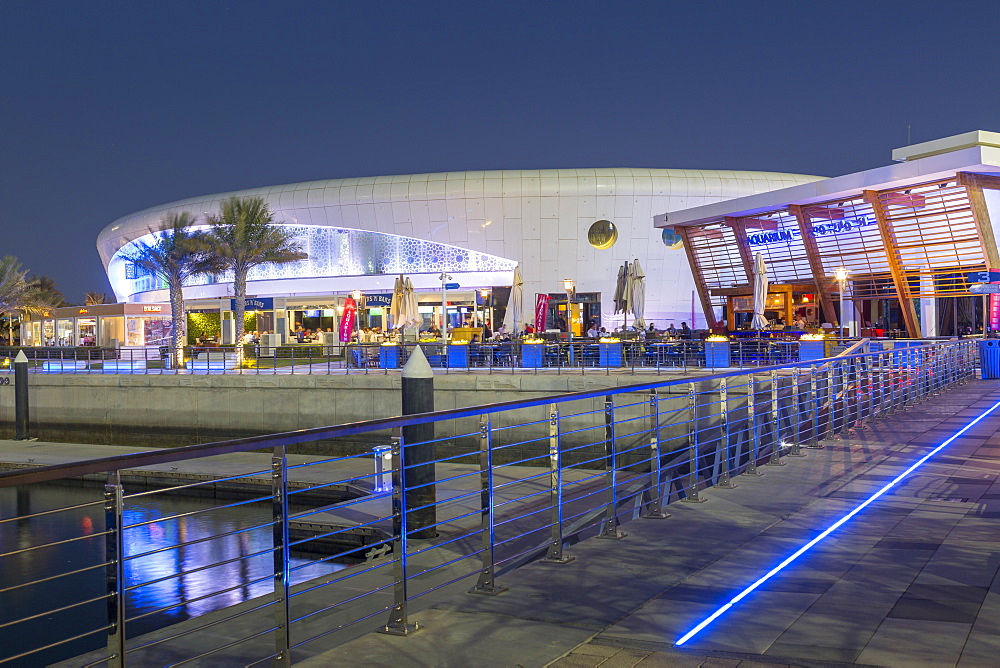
351 289 362 301
562 278 575 293
834 268 849 337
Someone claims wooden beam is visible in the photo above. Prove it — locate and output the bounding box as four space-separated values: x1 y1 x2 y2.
862 190 921 338
676 226 719 330
958 173 1000 271
788 204 839 326
724 216 756 284
958 171 1000 192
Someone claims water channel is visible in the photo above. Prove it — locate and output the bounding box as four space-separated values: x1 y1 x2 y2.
0 482 350 667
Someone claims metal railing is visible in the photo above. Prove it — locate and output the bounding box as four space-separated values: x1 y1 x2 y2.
0 337 945 375
0 339 978 666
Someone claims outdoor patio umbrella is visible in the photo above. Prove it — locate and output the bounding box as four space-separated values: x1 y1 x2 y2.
401 277 420 329
629 259 646 331
751 252 770 330
613 262 628 315
502 265 524 333
389 275 404 329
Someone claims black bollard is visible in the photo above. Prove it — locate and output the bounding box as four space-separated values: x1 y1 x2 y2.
14 350 29 441
401 346 436 538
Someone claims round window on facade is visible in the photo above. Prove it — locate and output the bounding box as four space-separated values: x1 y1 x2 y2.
588 220 618 249
661 228 683 250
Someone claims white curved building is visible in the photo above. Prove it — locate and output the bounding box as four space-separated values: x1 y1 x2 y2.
97 168 823 337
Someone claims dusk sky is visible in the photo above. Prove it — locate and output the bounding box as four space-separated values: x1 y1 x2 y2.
3 0 1000 303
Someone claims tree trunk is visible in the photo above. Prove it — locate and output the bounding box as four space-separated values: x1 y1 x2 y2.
169 277 186 368
234 267 247 365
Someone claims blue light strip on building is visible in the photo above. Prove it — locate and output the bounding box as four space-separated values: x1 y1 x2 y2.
675 397 1000 647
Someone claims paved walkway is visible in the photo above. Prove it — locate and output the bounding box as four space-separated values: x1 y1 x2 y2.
301 379 1000 667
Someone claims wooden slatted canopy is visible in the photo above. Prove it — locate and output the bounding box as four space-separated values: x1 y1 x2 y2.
665 173 1000 338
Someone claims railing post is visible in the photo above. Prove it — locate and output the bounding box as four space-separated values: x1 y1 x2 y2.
716 377 738 486
684 383 709 501
643 390 671 516
470 415 508 594
788 367 805 456
597 396 627 538
836 362 849 436
380 430 419 635
807 365 823 448
104 471 126 668
767 369 786 466
543 405 575 562
272 447 291 666
746 375 762 475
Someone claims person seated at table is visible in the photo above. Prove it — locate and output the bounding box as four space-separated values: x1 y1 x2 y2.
294 326 306 343
524 324 535 335
470 334 480 343
679 322 691 339
666 323 677 337
792 316 806 330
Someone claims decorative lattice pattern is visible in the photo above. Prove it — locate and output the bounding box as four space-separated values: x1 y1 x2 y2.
112 226 517 292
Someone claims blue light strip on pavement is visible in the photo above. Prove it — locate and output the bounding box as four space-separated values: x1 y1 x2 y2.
675 397 1000 647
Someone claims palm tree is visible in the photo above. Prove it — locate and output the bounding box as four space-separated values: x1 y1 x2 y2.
206 196 306 362
28 275 67 308
125 212 219 367
84 292 114 306
0 256 31 345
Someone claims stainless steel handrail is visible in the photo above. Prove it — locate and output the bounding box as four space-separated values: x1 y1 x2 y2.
0 339 978 666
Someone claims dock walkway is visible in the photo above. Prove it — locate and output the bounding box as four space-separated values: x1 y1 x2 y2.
301 380 1000 667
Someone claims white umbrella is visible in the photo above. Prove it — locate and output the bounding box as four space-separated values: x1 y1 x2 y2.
629 259 646 331
751 252 770 330
502 266 524 333
389 275 404 328
402 277 420 329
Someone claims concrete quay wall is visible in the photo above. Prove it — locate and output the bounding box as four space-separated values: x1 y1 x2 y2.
0 373 737 462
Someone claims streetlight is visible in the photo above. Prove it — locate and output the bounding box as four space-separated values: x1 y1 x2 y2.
479 288 491 329
834 267 849 337
351 289 362 343
563 279 575 335
439 273 453 335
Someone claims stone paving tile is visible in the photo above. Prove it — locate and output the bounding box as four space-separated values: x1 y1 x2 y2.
855 618 971 667
957 631 1000 667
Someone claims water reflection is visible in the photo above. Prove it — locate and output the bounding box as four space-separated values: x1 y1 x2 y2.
0 483 347 667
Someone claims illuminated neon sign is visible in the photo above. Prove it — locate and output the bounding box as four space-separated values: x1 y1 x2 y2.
747 216 875 246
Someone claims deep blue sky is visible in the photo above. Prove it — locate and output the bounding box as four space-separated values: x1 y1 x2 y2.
3 0 999 302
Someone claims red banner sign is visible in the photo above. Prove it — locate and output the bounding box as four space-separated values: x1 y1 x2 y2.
990 294 1000 331
340 298 357 342
534 293 550 332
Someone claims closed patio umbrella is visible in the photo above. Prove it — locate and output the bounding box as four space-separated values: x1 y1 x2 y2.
613 262 628 315
502 265 524 333
401 277 420 329
751 252 770 331
389 275 404 328
629 259 646 331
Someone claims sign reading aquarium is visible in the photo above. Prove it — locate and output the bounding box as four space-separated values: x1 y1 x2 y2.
747 216 876 246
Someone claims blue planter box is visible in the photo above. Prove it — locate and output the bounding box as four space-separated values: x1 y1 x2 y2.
379 346 400 368
705 341 731 368
599 342 623 367
447 345 470 368
521 343 544 368
799 340 827 362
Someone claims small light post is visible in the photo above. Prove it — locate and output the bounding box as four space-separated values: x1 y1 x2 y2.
352 289 362 343
834 267 849 337
480 288 491 330
563 279 575 336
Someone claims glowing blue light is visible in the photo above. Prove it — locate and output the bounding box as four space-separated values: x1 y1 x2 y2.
675 397 1000 647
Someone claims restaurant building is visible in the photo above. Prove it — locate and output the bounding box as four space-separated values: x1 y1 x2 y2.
20 303 173 348
656 131 1000 338
96 168 821 341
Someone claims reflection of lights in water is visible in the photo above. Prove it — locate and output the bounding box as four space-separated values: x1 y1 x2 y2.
1 484 353 666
